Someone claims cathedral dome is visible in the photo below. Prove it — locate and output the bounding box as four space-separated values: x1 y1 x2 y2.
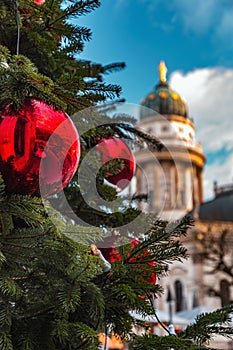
140 62 188 120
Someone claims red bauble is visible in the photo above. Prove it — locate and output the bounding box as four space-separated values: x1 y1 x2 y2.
0 98 80 196
130 240 157 285
34 0 45 4
96 136 135 190
99 237 156 285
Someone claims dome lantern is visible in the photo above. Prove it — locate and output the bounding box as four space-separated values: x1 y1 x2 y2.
158 61 168 84
140 61 188 120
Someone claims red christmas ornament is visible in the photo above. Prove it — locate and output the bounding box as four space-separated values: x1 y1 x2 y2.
96 136 135 190
99 236 156 285
0 98 80 197
34 0 45 4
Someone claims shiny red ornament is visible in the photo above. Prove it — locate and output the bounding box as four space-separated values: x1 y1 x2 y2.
96 136 136 190
99 237 156 285
34 0 45 4
0 98 80 197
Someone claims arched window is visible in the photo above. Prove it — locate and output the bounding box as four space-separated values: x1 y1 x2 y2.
220 279 230 307
174 280 183 312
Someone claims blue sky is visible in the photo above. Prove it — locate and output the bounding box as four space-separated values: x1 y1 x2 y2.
77 0 233 200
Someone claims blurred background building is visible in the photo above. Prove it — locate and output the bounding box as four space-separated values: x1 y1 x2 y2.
131 61 233 348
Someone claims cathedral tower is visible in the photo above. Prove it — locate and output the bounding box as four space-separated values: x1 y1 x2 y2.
135 62 206 220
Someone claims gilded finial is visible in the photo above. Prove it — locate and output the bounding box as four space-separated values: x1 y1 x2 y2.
158 61 167 83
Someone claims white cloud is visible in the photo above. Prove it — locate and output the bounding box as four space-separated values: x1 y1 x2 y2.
138 0 233 46
203 153 233 200
169 67 233 199
171 0 218 34
170 67 233 152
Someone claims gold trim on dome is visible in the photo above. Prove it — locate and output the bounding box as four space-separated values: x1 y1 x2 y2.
159 91 168 98
148 93 155 100
135 148 206 167
158 61 167 83
171 92 179 100
167 115 194 128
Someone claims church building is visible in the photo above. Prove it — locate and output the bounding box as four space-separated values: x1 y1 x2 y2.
134 62 233 346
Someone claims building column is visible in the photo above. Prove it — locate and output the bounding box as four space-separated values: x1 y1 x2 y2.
197 168 204 204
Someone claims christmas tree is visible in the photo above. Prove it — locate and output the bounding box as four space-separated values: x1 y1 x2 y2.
0 1 232 349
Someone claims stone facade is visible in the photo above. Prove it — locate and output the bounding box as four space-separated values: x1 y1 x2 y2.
133 63 233 347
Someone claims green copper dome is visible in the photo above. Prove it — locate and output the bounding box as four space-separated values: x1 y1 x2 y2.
140 62 189 120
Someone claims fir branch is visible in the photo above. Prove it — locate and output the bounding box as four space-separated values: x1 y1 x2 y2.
129 333 204 350
0 332 13 350
0 277 21 299
180 304 233 345
17 306 54 321
50 0 101 26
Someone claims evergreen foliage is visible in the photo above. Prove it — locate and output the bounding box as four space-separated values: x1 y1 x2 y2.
196 228 233 303
0 1 232 349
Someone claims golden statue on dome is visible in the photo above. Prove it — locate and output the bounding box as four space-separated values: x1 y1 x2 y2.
158 61 167 83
